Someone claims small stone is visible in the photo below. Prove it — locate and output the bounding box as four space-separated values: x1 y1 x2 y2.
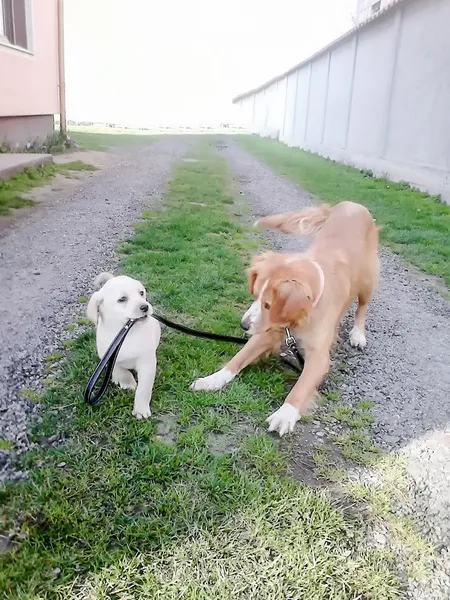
33 271 41 276
57 462 66 468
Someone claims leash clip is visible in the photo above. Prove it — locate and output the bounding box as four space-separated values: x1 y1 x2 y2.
283 326 305 371
284 327 297 349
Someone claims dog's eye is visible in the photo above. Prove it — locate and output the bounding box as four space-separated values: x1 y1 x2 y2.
264 302 271 310
139 290 144 297
118 296 127 303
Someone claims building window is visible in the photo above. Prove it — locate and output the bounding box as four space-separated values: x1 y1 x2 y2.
371 1 381 14
0 0 30 50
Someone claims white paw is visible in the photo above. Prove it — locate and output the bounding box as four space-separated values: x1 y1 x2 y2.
266 403 300 437
117 380 137 391
132 404 151 420
113 374 137 391
190 368 234 392
349 326 367 349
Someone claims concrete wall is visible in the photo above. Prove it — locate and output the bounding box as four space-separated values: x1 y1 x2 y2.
0 0 60 145
236 0 450 203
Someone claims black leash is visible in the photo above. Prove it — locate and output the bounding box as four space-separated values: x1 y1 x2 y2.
84 318 142 405
152 314 247 345
84 314 304 406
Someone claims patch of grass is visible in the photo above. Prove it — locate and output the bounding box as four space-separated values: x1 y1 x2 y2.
346 455 434 581
202 409 234 433
0 141 400 599
69 130 160 152
322 390 341 404
44 353 64 363
75 317 92 327
0 162 96 215
334 431 380 466
331 404 375 428
237 135 450 286
19 389 40 403
0 440 13 450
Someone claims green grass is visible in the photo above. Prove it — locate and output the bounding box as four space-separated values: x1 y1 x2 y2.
0 162 97 216
237 135 450 287
69 130 160 152
0 140 400 599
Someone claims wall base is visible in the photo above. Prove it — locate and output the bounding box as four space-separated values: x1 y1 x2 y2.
0 115 55 149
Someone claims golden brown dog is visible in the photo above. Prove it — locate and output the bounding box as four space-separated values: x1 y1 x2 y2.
191 201 380 436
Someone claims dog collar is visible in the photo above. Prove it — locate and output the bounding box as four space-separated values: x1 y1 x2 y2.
310 261 325 308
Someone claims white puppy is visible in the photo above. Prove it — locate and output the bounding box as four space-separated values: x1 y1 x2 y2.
86 272 161 419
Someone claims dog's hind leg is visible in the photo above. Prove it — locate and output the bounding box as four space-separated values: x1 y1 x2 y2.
112 366 137 391
350 258 379 349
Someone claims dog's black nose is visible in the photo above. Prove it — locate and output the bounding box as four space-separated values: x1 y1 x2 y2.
240 319 249 331
140 304 149 313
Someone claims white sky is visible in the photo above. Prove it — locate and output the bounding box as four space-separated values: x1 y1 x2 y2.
64 0 356 126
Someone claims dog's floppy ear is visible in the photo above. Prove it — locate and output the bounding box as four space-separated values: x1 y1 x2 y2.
247 252 274 295
86 291 103 325
94 272 114 290
270 279 313 324
247 266 258 295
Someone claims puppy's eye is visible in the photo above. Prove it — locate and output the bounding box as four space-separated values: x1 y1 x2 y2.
118 296 127 303
264 302 271 310
139 290 144 297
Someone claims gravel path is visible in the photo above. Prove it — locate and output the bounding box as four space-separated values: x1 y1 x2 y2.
0 137 192 483
220 139 450 599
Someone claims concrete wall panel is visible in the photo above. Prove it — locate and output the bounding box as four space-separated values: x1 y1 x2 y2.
237 0 450 202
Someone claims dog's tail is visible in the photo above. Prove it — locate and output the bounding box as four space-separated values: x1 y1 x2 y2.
94 272 114 289
255 204 332 236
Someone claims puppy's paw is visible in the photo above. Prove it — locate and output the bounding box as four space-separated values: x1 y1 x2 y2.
349 326 367 349
266 403 300 437
133 404 151 420
113 377 137 391
190 368 234 392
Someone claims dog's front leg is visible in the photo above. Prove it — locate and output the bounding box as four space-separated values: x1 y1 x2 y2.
267 347 330 436
132 358 157 420
112 366 137 391
191 332 274 392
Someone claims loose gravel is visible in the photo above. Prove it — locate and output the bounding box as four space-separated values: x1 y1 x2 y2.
0 137 192 483
220 138 450 599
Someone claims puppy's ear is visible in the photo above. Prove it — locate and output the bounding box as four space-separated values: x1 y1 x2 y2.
94 272 114 290
270 279 313 324
86 291 103 325
247 266 258 295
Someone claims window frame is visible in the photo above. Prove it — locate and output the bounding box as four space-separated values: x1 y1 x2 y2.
0 0 34 55
371 1 382 15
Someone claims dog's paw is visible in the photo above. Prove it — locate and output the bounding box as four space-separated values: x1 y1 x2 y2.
266 403 300 437
132 404 151 420
190 368 234 392
116 380 137 391
349 326 367 349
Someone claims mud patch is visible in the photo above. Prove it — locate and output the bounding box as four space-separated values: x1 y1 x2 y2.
208 420 256 457
155 414 178 445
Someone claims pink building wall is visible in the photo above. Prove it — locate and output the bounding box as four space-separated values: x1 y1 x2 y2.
0 0 60 145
